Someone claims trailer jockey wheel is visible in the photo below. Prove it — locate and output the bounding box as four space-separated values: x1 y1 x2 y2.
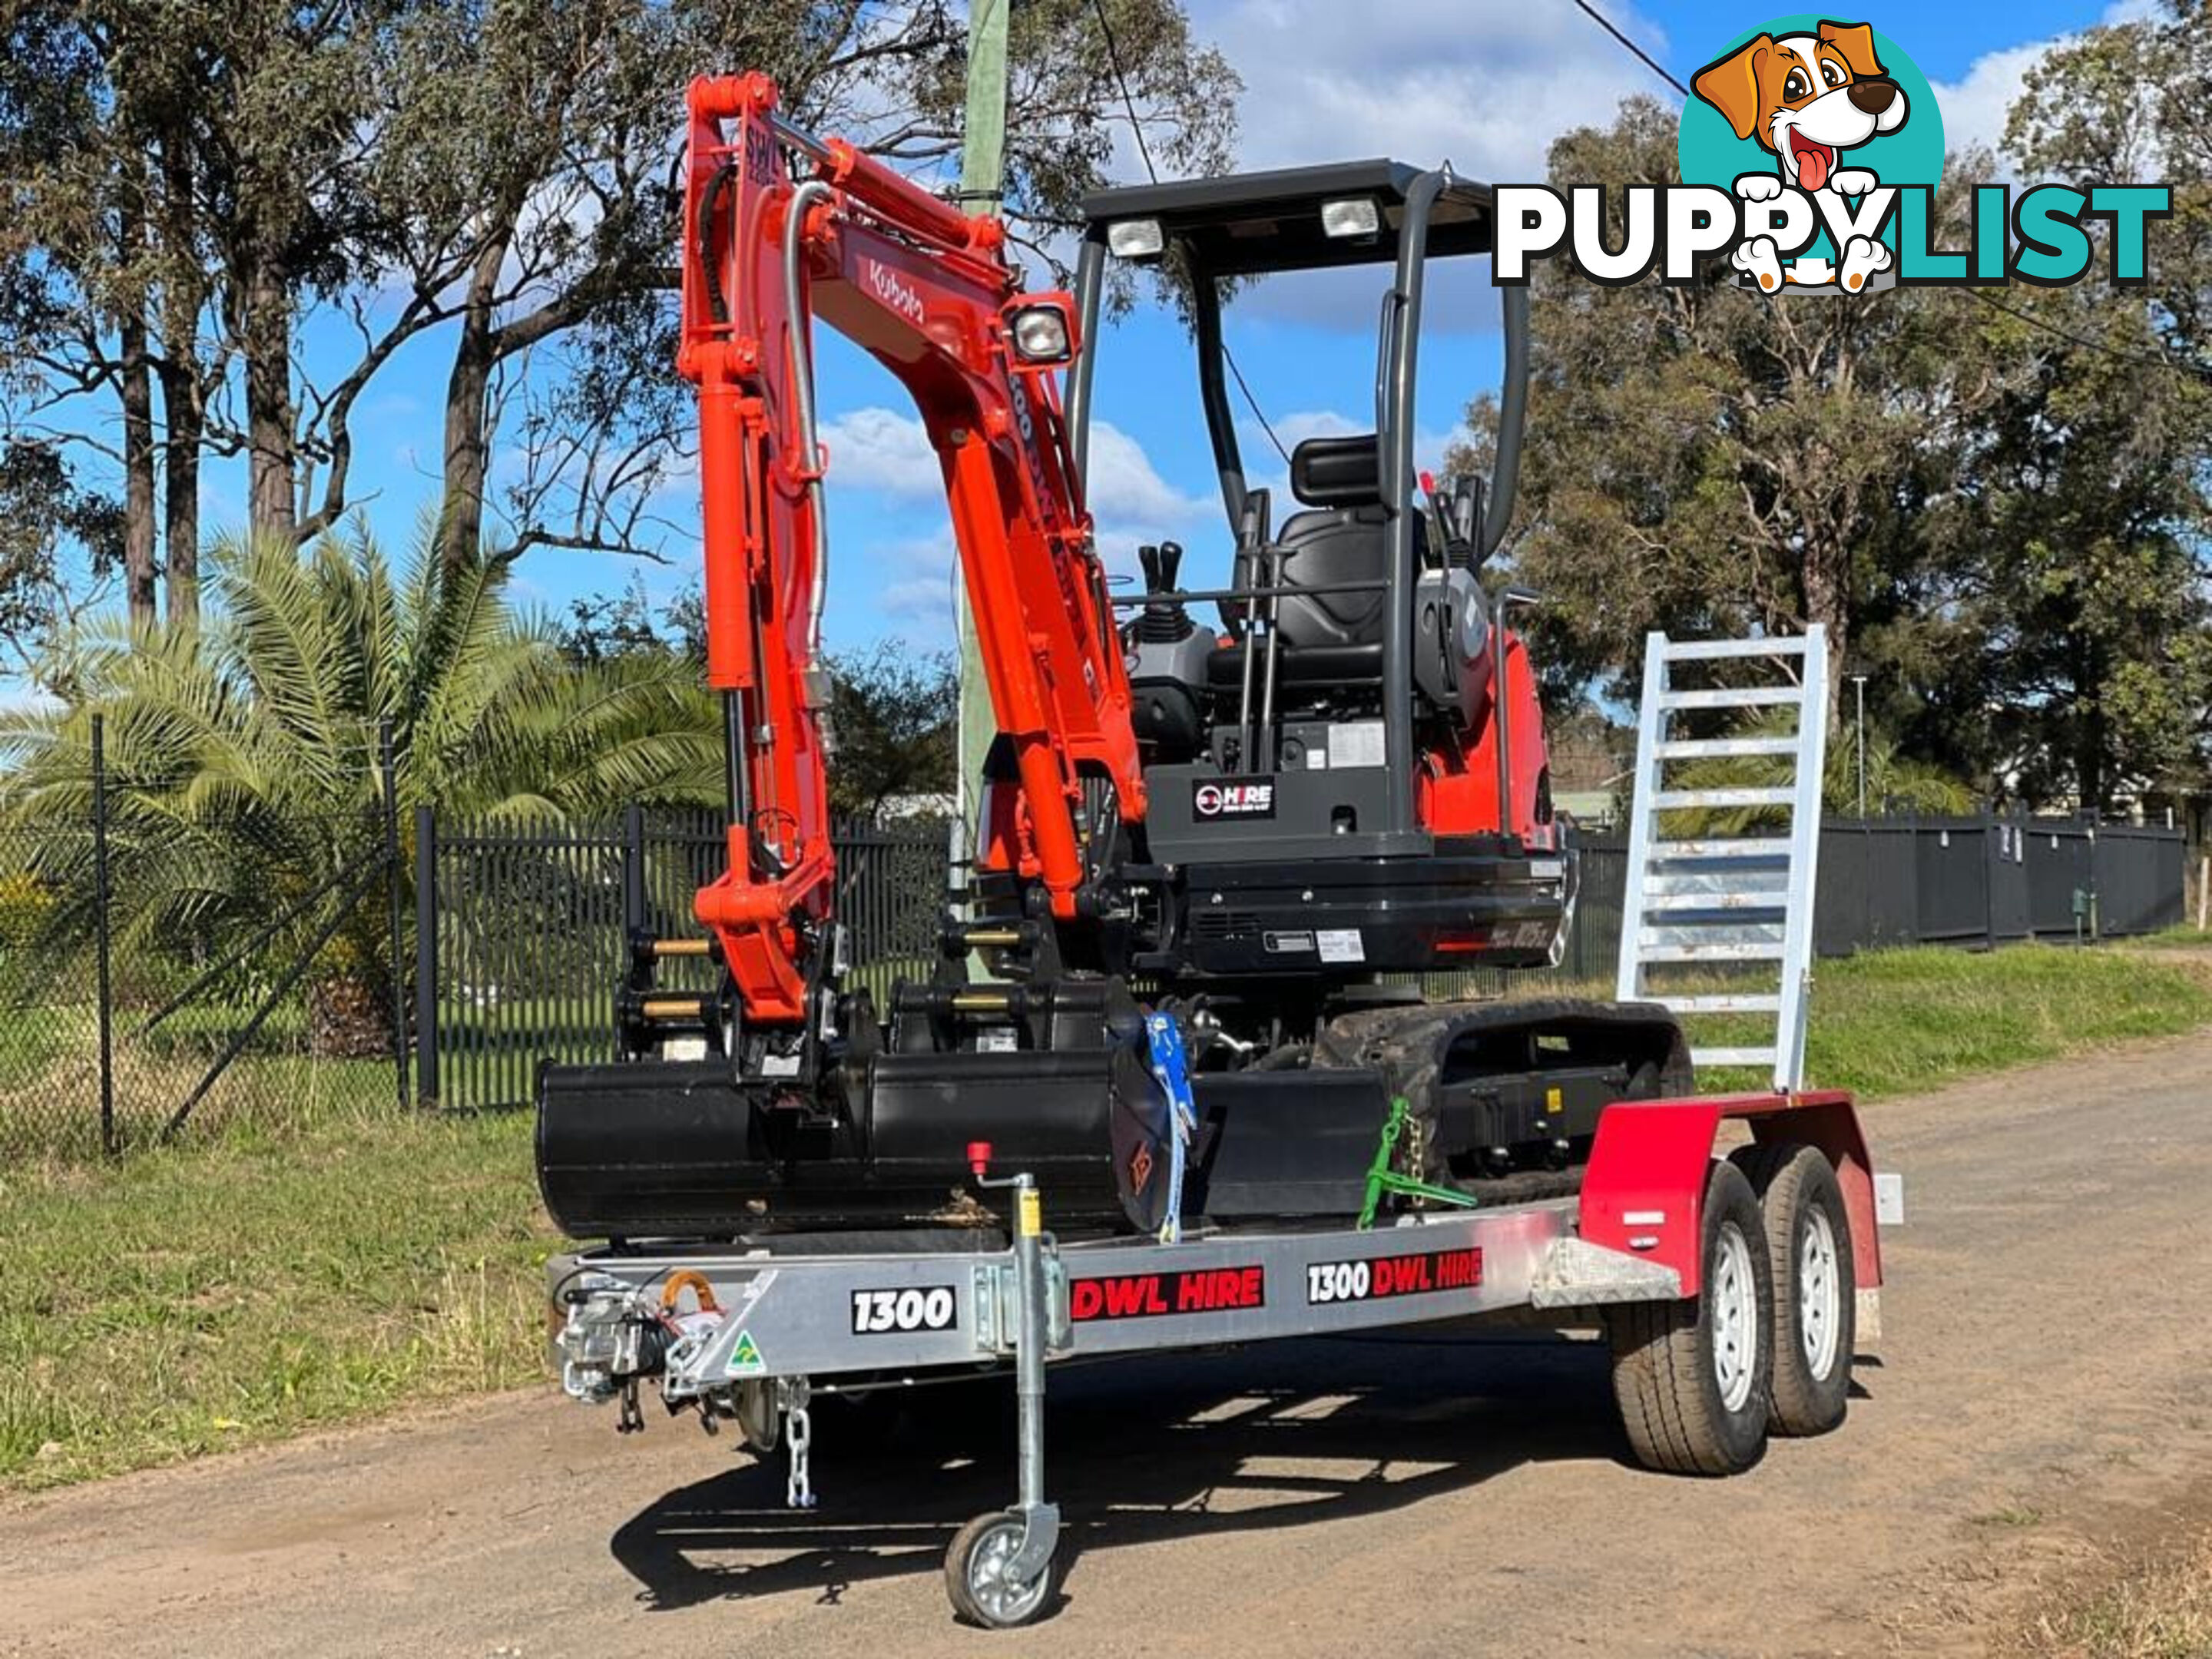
1731 1142 1856 1436
945 1509 1058 1628
1606 1159 1774 1475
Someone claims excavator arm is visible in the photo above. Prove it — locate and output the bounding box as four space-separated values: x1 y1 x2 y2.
679 73 1145 1027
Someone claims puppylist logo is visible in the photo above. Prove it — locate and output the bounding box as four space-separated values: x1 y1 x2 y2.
1495 16 2171 295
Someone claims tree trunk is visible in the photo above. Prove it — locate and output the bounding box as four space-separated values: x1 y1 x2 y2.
118 311 158 632
437 236 508 569
1800 540 1850 734
157 353 203 623
241 255 298 545
157 136 203 621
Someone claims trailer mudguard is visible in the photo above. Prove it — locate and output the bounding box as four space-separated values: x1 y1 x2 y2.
1578 1090 1880 1299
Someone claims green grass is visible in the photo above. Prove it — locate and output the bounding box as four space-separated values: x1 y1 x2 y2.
2121 923 2212 950
1535 943 2212 1101
3 940 2210 1495
1792 945 2212 1099
0 1108 551 1492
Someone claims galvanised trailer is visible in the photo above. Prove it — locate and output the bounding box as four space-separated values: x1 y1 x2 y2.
548 1086 1884 1628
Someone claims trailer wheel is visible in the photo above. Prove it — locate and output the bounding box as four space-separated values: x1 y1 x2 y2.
1607 1159 1773 1475
945 1510 1058 1629
1731 1142 1856 1436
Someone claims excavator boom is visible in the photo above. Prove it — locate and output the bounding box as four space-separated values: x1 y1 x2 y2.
679 73 1143 1027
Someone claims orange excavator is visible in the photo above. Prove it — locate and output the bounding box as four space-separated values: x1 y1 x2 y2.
535 73 1688 1241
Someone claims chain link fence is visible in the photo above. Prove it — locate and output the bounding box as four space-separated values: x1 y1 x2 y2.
0 716 407 1163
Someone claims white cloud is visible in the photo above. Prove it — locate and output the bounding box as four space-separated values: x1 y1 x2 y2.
817 406 942 497
1084 420 1214 528
1194 0 1677 185
1931 0 2158 168
816 406 1206 538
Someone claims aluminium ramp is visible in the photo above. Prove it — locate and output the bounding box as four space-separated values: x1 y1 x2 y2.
1614 627 1831 1092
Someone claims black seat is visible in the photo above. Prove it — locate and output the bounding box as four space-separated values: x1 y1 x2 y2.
1268 434 1419 649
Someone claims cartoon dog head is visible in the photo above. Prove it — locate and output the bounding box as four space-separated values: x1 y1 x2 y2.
1692 20 1907 192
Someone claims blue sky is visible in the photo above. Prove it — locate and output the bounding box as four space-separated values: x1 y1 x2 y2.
38 0 2140 664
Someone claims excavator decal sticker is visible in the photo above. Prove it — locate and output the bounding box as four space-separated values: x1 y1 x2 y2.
1192 778 1274 820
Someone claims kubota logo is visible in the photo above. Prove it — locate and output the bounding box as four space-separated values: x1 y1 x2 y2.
866 258 925 323
1492 15 2170 296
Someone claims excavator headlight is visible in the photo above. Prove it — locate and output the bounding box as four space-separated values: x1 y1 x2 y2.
1106 217 1165 260
1007 302 1075 366
1321 197 1382 240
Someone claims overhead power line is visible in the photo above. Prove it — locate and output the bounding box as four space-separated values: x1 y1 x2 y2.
1568 0 1689 99
1089 0 1291 465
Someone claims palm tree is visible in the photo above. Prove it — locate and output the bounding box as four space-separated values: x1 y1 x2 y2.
1655 706 1976 836
0 527 721 1054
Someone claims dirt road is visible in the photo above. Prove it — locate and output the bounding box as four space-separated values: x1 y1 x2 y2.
6 1033 2212 1657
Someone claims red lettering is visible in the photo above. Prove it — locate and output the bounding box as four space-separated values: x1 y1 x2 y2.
1071 1280 1101 1321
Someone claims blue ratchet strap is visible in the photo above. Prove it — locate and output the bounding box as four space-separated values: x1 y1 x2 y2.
1142 1012 1201 1243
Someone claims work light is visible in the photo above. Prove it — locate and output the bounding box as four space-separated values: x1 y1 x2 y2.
1107 217 1165 259
1321 197 1381 239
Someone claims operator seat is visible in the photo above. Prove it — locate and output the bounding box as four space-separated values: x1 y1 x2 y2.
1204 433 1422 700
1270 432 1397 648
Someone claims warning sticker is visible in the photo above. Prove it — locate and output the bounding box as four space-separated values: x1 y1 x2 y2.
1069 1266 1266 1322
1316 929 1365 963
727 1330 767 1376
1304 1247 1483 1306
1327 720 1386 769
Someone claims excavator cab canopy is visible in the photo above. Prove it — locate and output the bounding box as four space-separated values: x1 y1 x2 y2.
1065 158 1525 564
1064 160 1530 830
1075 157 1497 276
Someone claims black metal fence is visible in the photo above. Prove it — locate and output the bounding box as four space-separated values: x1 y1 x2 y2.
415 808 950 1111
1558 814 2181 978
1 781 2188 1159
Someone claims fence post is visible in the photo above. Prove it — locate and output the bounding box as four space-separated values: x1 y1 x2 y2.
413 804 439 1110
379 719 407 1113
622 803 647 939
91 712 116 1157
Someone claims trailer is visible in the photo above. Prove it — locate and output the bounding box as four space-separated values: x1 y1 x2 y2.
549 1085 1884 1628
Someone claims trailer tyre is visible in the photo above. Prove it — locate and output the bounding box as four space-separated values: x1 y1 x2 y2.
1731 1142 1855 1436
946 1510 1058 1629
1607 1159 1773 1475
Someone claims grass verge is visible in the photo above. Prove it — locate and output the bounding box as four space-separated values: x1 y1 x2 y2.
1790 943 2212 1100
0 1108 551 1492
2025 1527 2212 1657
3 941 2209 1495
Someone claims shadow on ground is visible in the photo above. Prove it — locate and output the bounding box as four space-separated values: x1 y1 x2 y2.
609 1326 1627 1614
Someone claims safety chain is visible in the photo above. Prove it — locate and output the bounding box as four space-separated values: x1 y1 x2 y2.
783 1379 817 1509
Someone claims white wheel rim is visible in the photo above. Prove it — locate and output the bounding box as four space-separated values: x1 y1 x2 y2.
968 1522 1048 1624
1710 1220 1759 1413
1799 1205 1843 1379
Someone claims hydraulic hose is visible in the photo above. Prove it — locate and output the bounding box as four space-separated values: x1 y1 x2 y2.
784 178 836 670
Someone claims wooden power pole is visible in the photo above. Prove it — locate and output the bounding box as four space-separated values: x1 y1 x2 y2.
953 0 1009 847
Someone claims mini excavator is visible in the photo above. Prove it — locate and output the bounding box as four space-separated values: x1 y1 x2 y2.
535 73 1690 1241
